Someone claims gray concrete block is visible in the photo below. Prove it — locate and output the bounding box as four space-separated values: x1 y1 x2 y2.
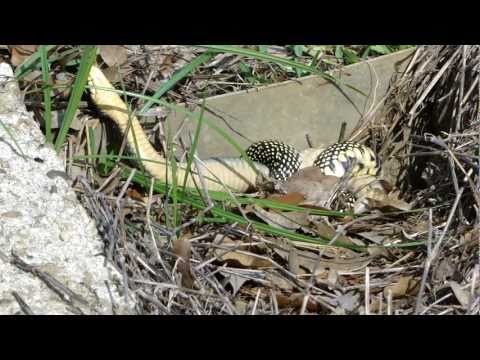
167 48 414 158
0 63 134 315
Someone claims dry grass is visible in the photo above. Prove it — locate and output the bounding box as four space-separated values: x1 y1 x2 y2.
15 45 479 315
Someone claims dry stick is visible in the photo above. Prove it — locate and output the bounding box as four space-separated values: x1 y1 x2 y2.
387 289 392 315
10 252 89 312
415 208 434 314
95 167 123 193
270 288 279 315
11 291 35 315
455 46 466 133
301 214 379 313
415 190 464 314
251 288 261 315
468 264 479 314
108 169 136 263
146 177 171 279
365 266 370 315
408 47 462 125
420 292 456 315
378 293 383 315
461 73 479 107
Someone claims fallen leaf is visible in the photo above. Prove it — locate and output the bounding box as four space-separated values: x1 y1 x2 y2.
127 188 145 202
53 72 75 99
22 69 42 83
250 205 309 231
214 238 271 268
314 220 357 246
98 45 128 67
449 281 470 308
271 241 372 275
267 192 305 205
383 276 419 299
172 234 195 288
265 271 294 291
334 292 360 312
357 231 386 244
9 45 39 66
433 258 455 283
280 167 339 207
219 271 250 296
276 293 320 312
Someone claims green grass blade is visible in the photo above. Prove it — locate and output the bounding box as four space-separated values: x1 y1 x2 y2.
182 98 206 190
164 113 180 228
14 45 56 80
39 45 53 144
197 45 368 97
54 45 97 153
128 168 361 249
15 45 57 80
140 51 215 114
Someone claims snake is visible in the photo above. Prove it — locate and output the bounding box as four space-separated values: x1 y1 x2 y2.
87 65 382 208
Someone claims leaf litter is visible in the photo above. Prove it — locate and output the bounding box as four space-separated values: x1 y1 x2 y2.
9 45 480 314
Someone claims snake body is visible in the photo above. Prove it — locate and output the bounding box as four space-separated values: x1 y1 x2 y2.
88 66 382 204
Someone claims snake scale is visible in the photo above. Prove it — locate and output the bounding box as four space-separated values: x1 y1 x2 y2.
88 65 383 209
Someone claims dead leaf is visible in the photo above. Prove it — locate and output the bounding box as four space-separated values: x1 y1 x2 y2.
383 276 419 299
267 192 305 205
433 258 455 283
219 271 250 296
214 238 271 268
334 292 359 312
9 45 39 66
265 271 294 291
54 72 75 99
250 205 309 231
22 69 42 83
127 188 146 202
357 231 386 244
98 45 128 67
276 293 320 312
449 281 470 308
280 167 339 207
272 242 372 275
314 220 357 246
460 229 478 249
172 234 195 288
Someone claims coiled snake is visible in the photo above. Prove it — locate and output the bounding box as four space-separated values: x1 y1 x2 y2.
88 65 383 210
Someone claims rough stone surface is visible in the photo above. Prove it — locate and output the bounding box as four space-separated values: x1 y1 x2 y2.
0 63 134 315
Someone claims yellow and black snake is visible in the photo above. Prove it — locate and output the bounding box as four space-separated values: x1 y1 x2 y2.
87 65 383 210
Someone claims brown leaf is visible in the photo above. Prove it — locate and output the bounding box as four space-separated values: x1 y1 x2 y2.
127 188 145 202
449 281 470 308
276 293 320 312
172 234 195 288
265 271 294 291
280 167 339 207
314 220 357 246
250 205 309 231
271 240 372 275
219 271 250 296
364 190 412 212
9 45 39 66
98 45 128 67
383 276 419 299
267 192 305 205
214 238 271 268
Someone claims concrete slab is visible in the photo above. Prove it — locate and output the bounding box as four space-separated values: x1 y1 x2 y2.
167 48 414 158
0 63 133 315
